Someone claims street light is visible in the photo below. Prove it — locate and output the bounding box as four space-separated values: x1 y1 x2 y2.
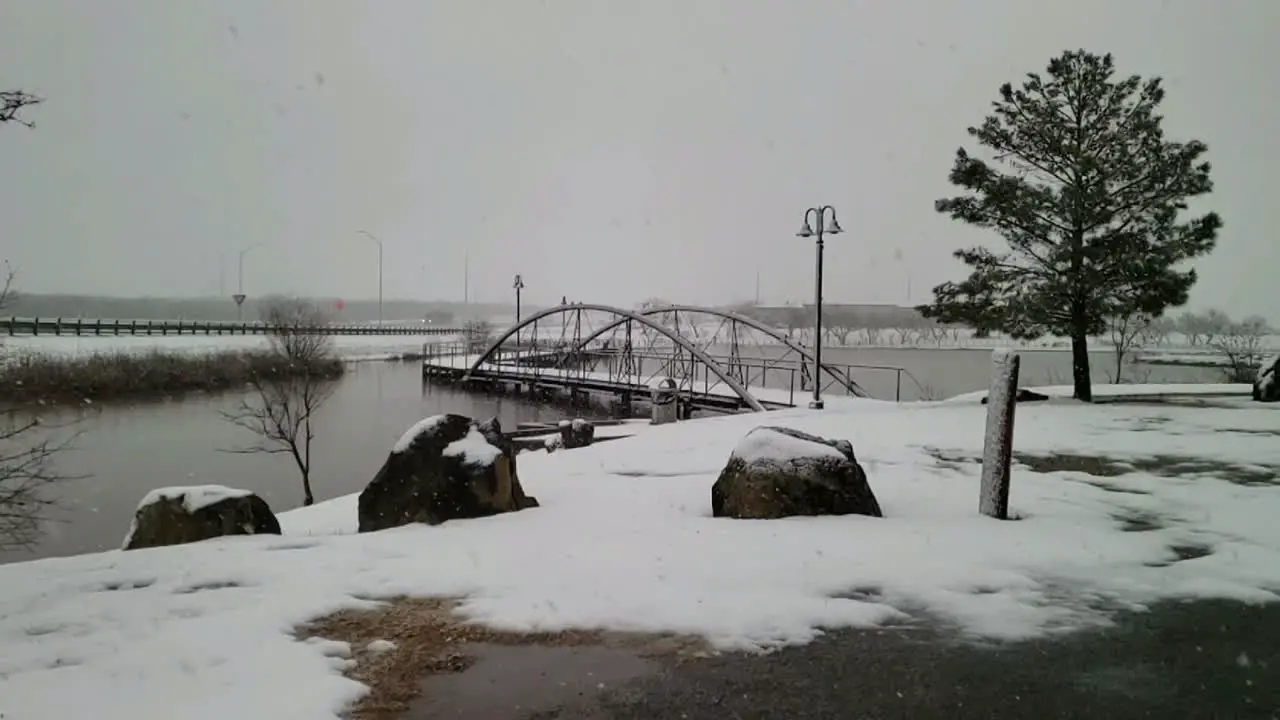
512 274 525 324
236 244 261 321
513 273 525 361
357 230 384 324
796 205 843 410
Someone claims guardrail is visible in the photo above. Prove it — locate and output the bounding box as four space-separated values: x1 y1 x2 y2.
1 316 462 337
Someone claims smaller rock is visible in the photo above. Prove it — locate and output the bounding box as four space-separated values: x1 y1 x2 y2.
711 426 882 520
1254 355 1279 402
559 418 595 449
123 485 280 550
981 388 1049 404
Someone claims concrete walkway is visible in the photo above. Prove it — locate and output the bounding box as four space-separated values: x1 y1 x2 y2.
406 599 1280 719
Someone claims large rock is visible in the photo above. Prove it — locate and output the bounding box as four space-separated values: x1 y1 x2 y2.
1254 355 1279 402
122 485 280 550
358 414 539 532
711 426 882 520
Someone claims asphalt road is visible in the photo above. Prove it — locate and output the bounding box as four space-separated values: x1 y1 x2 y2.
417 599 1280 719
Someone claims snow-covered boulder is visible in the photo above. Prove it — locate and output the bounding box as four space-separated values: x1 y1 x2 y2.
357 414 539 532
1254 355 1279 402
558 418 595 450
122 485 280 551
711 426 882 520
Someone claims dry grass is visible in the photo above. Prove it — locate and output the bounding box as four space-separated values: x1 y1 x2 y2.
296 596 710 720
0 348 344 405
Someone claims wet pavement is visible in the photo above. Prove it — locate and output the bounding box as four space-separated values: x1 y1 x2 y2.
406 600 1280 719
412 643 661 718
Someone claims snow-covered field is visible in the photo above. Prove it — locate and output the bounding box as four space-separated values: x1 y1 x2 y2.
1 390 1278 718
0 333 459 362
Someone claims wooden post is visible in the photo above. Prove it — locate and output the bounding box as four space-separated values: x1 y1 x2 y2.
979 349 1020 520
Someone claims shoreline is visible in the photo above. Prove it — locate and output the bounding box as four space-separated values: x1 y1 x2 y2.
0 347 347 408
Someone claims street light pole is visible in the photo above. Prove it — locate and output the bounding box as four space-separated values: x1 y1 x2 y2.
513 273 525 362
237 244 260 321
796 205 843 410
358 230 384 324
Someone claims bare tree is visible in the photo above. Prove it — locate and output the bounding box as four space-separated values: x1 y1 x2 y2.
222 299 341 506
462 319 495 354
0 263 82 550
824 319 854 346
1142 316 1175 347
1106 312 1151 383
1174 311 1203 346
1 90 42 127
0 417 80 550
1201 309 1231 347
1211 316 1271 383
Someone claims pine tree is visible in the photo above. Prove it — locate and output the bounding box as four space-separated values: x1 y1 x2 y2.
920 50 1220 401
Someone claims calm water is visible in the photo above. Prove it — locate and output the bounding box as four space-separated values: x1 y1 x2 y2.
2 348 1225 565
1 362 573 565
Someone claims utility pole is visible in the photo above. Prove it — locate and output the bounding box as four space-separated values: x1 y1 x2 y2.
755 269 761 306
357 230 384 324
236 245 259 322
796 205 843 410
464 251 470 305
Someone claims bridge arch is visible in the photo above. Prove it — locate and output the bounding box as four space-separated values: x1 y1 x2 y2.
574 305 867 397
464 303 768 412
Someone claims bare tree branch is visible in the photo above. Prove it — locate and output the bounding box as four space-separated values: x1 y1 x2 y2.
1210 315 1271 384
0 90 42 128
0 411 86 557
0 261 17 312
219 298 340 506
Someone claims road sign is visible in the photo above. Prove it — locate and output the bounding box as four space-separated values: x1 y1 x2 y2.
232 294 246 306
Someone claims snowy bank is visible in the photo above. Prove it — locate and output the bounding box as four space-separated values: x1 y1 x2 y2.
945 382 1254 404
0 333 458 362
1 395 1279 718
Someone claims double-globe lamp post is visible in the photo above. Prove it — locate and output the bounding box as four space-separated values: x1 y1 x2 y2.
512 273 525 358
357 230 384 324
796 205 843 410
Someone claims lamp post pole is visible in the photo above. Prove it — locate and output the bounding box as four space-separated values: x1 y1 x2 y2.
513 274 525 324
357 230 384 324
796 205 843 410
236 244 260 321
513 273 525 363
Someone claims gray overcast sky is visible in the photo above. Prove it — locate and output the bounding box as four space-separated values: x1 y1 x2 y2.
1 0 1275 314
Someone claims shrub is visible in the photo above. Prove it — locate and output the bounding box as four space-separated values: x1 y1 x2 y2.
0 348 344 405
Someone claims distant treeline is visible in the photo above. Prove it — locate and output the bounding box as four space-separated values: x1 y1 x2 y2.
4 294 516 324
733 303 935 331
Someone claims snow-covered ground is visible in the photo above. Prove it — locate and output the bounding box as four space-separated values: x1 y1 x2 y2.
1 389 1278 718
0 333 459 362
946 382 1254 403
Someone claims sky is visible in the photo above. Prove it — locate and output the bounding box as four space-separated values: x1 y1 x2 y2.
0 0 1276 316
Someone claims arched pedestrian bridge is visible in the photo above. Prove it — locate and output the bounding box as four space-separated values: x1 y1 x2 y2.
421 303 915 413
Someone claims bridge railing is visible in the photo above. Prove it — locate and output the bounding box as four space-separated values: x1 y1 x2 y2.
1 316 463 338
420 341 923 402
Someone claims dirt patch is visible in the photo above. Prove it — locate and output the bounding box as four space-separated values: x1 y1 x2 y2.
296 596 710 719
923 448 1280 488
1012 452 1280 486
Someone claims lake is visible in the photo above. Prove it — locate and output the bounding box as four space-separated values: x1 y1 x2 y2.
1 348 1225 565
